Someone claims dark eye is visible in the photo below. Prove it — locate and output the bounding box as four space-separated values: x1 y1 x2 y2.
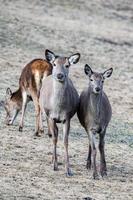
53 63 56 66
90 79 93 81
102 80 104 83
65 65 69 68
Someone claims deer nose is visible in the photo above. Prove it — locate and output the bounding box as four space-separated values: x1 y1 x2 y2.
57 73 64 80
95 87 100 92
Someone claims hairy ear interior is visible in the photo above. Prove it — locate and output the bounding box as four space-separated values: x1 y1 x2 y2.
84 64 93 76
6 87 12 98
68 53 80 65
103 68 113 79
45 49 56 63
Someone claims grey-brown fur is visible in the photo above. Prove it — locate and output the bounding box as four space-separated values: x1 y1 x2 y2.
77 64 113 179
39 49 80 176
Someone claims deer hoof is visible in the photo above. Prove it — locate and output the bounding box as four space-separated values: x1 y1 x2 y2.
53 164 58 171
100 170 107 177
35 131 42 137
19 126 23 132
93 172 99 180
86 161 91 170
66 170 73 177
48 132 52 138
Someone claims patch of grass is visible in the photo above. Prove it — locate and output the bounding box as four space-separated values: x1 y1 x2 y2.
70 118 133 147
106 119 133 147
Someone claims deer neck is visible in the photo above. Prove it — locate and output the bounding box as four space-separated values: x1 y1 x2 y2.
52 78 67 110
89 89 102 121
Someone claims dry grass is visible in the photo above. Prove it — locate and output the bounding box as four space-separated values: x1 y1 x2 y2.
0 0 133 199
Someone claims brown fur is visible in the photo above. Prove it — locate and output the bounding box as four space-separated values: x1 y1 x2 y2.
2 59 52 132
19 58 52 135
10 88 22 108
19 59 52 90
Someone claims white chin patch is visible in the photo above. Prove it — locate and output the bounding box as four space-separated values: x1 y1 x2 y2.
93 89 100 94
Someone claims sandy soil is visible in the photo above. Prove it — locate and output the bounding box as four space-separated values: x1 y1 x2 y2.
0 0 133 199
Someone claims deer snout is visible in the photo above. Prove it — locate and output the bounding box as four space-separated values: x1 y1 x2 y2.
57 73 65 81
6 117 12 125
93 87 101 94
95 87 100 92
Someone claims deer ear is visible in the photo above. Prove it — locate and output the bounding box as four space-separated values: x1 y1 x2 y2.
103 68 113 79
6 88 12 99
84 64 93 77
68 53 80 65
45 49 56 63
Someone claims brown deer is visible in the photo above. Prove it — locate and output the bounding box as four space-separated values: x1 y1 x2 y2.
77 64 113 179
0 87 32 125
39 49 80 176
1 58 52 135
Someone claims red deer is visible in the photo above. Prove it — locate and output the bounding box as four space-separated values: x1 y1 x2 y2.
0 87 32 125
77 64 113 179
1 58 52 136
39 49 80 176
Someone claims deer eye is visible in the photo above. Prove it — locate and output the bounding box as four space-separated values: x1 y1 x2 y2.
90 79 93 81
65 65 69 68
53 63 56 67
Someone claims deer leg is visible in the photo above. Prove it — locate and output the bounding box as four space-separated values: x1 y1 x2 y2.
34 98 40 136
29 90 41 136
47 118 52 137
86 143 92 170
89 129 98 179
99 132 107 177
9 109 19 125
63 119 72 177
19 91 27 131
39 110 44 133
49 119 58 171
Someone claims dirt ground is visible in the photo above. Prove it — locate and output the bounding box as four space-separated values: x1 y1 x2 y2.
0 0 133 199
